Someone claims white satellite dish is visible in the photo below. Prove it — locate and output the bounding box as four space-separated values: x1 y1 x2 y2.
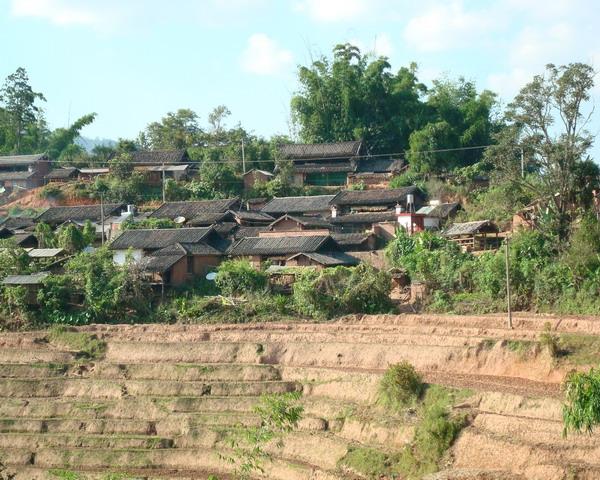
0 187 5 194
206 272 217 281
174 216 186 224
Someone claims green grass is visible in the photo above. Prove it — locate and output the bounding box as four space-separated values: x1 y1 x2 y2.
339 384 472 479
49 470 84 480
559 333 600 365
505 339 537 358
47 325 106 360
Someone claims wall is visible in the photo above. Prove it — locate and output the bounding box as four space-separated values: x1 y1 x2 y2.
193 255 221 276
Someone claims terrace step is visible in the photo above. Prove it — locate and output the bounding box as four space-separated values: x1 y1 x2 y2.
0 432 174 450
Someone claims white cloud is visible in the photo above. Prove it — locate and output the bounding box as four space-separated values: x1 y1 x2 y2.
294 0 370 23
241 34 293 76
403 1 495 52
11 0 101 26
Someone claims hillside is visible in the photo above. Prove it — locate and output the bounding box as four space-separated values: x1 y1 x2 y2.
0 313 598 479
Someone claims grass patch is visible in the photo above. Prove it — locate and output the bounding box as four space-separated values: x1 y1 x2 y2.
48 326 106 360
559 333 600 365
49 470 84 480
505 339 537 358
481 339 497 350
378 362 424 410
340 384 472 479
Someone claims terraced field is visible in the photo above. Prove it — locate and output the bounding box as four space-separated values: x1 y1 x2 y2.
0 313 599 479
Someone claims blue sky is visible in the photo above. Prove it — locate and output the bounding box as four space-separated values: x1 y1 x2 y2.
2 0 600 157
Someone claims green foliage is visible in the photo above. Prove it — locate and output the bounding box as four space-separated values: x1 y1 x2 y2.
378 362 424 410
47 325 106 360
38 274 71 317
563 368 600 436
539 322 560 358
34 222 56 249
223 392 303 479
39 184 64 200
56 224 86 253
215 259 268 297
108 152 134 180
340 447 397 479
292 264 393 319
121 217 176 230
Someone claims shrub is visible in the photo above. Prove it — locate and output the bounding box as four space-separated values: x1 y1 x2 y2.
39 184 64 200
563 368 600 436
378 362 424 410
539 322 560 358
47 325 106 360
215 259 268 297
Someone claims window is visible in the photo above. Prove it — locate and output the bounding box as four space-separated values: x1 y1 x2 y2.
186 256 194 275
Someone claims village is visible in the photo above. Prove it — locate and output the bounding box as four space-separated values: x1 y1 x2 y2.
0 140 508 304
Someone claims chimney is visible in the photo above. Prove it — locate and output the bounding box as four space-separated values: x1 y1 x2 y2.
395 203 402 215
331 205 337 218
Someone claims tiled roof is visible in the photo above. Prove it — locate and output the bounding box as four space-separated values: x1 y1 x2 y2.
45 167 79 180
149 198 240 220
140 254 184 273
36 204 125 224
355 157 404 174
0 171 35 181
417 202 461 219
286 251 358 266
12 233 37 246
2 272 49 285
330 212 397 224
330 187 420 207
331 233 372 247
110 227 213 250
0 153 46 167
279 141 362 160
0 217 35 231
152 242 222 256
293 162 354 174
231 211 274 223
233 226 269 239
444 220 499 236
131 150 189 165
187 212 232 226
269 214 331 229
261 195 335 215
228 235 335 256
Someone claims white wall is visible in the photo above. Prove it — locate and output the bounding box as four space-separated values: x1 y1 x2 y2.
113 249 144 265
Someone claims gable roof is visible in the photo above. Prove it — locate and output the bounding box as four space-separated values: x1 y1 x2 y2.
152 241 222 256
444 220 499 236
0 171 36 181
0 153 47 167
230 210 274 223
110 227 215 250
269 214 331 229
286 251 358 266
261 195 335 215
187 211 233 226
279 141 362 161
331 233 373 248
45 167 79 180
417 202 461 219
131 150 189 165
228 235 336 256
12 233 37 246
0 217 36 231
355 158 404 174
36 204 125 224
330 187 420 207
149 198 240 220
330 211 397 224
140 254 185 273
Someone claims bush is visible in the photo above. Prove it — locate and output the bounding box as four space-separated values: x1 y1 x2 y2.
215 259 268 297
378 362 424 410
539 322 560 358
39 184 64 200
563 368 600 436
293 265 393 319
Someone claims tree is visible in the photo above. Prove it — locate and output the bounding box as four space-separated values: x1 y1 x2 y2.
82 220 96 246
487 63 596 239
46 113 96 161
291 44 427 154
144 109 201 149
34 222 55 249
208 104 231 138
108 152 134 180
0 67 46 153
57 224 86 253
563 368 600 436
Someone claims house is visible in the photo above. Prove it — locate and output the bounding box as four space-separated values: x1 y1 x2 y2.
131 150 192 185
285 251 358 268
78 168 110 180
261 195 335 217
330 187 424 216
35 204 127 227
227 234 344 267
330 211 398 233
1 272 49 303
331 233 377 252
267 214 331 234
185 210 273 228
109 226 224 272
149 198 240 223
0 153 50 192
0 232 38 248
45 167 80 183
417 202 461 230
0 216 35 232
243 169 274 191
347 157 405 189
279 141 363 187
443 220 500 252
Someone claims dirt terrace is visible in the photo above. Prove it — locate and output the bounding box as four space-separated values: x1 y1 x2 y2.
0 313 599 480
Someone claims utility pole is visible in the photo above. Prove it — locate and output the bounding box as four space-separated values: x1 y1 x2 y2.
241 138 246 174
100 192 105 246
162 162 166 203
505 236 513 329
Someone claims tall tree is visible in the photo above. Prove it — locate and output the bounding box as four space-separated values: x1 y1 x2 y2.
291 44 427 154
0 67 46 153
487 63 596 238
144 109 201 149
46 113 96 161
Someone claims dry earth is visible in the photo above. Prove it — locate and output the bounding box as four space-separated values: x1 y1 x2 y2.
0 313 599 479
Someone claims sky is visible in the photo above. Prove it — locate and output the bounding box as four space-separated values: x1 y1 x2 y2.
2 0 600 157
